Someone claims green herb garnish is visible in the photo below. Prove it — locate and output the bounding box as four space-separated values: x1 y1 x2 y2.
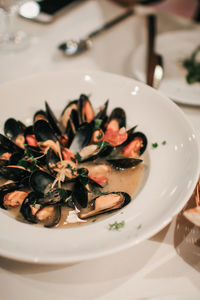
18 144 40 172
94 119 102 130
65 164 77 176
97 140 110 152
152 142 158 148
183 45 200 84
108 220 125 231
162 140 167 145
75 152 82 163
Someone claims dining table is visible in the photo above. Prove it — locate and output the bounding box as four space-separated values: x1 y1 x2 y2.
0 0 200 299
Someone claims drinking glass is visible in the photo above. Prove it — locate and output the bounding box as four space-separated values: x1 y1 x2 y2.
0 0 28 51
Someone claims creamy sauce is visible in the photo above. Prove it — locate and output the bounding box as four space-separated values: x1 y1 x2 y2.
2 162 144 228
56 162 144 228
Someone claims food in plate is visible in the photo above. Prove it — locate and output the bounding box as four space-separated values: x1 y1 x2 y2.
182 45 200 84
0 94 147 228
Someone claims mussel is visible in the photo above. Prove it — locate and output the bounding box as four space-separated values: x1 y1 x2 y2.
4 118 26 149
78 94 95 124
106 157 142 170
79 192 131 219
107 107 126 131
0 181 24 209
20 191 61 227
121 132 147 157
0 166 30 185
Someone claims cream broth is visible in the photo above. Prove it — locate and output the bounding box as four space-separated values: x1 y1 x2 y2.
2 162 144 228
56 162 144 228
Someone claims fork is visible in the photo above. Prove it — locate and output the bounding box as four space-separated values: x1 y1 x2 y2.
146 14 164 89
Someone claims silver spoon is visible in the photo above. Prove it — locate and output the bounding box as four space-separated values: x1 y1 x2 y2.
58 8 134 56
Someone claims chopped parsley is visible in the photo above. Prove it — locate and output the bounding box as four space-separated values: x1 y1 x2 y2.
65 164 77 176
183 45 200 84
152 142 158 148
93 119 102 130
75 152 82 163
152 141 167 148
108 220 125 231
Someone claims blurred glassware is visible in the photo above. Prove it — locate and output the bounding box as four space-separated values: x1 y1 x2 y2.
0 0 29 51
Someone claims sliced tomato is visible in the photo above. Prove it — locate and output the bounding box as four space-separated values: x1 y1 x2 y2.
88 175 109 186
122 137 143 157
62 148 75 161
103 128 128 147
26 134 38 147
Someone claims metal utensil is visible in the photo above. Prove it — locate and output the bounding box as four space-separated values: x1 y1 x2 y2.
58 8 134 56
146 14 163 89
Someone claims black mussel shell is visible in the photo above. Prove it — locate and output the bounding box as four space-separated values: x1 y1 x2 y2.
20 192 40 224
0 182 22 209
24 126 41 150
60 100 79 132
70 122 93 153
9 152 24 165
42 188 72 206
34 120 58 143
72 179 88 208
4 118 25 141
45 101 62 136
107 107 126 129
20 191 62 227
78 94 95 125
0 159 9 168
79 191 131 219
106 157 142 170
30 170 55 195
121 132 148 156
43 205 61 228
33 110 48 123
0 166 30 183
46 148 60 174
0 134 24 154
95 100 109 129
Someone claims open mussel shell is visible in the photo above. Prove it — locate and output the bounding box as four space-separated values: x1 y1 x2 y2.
46 148 60 174
43 205 61 228
20 191 62 227
33 110 48 123
30 170 55 195
60 100 78 127
79 192 131 219
107 107 126 130
72 179 88 208
45 101 62 136
0 166 30 184
70 122 93 154
107 157 142 170
4 118 26 141
20 192 39 223
78 94 95 124
95 99 109 130
0 134 24 154
9 152 24 165
34 120 58 143
0 182 22 209
0 158 9 168
121 132 148 156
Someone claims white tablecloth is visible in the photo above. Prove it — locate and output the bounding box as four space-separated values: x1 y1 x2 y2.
0 1 200 299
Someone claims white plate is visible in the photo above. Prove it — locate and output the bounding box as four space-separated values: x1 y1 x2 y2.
131 29 200 106
0 70 199 264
